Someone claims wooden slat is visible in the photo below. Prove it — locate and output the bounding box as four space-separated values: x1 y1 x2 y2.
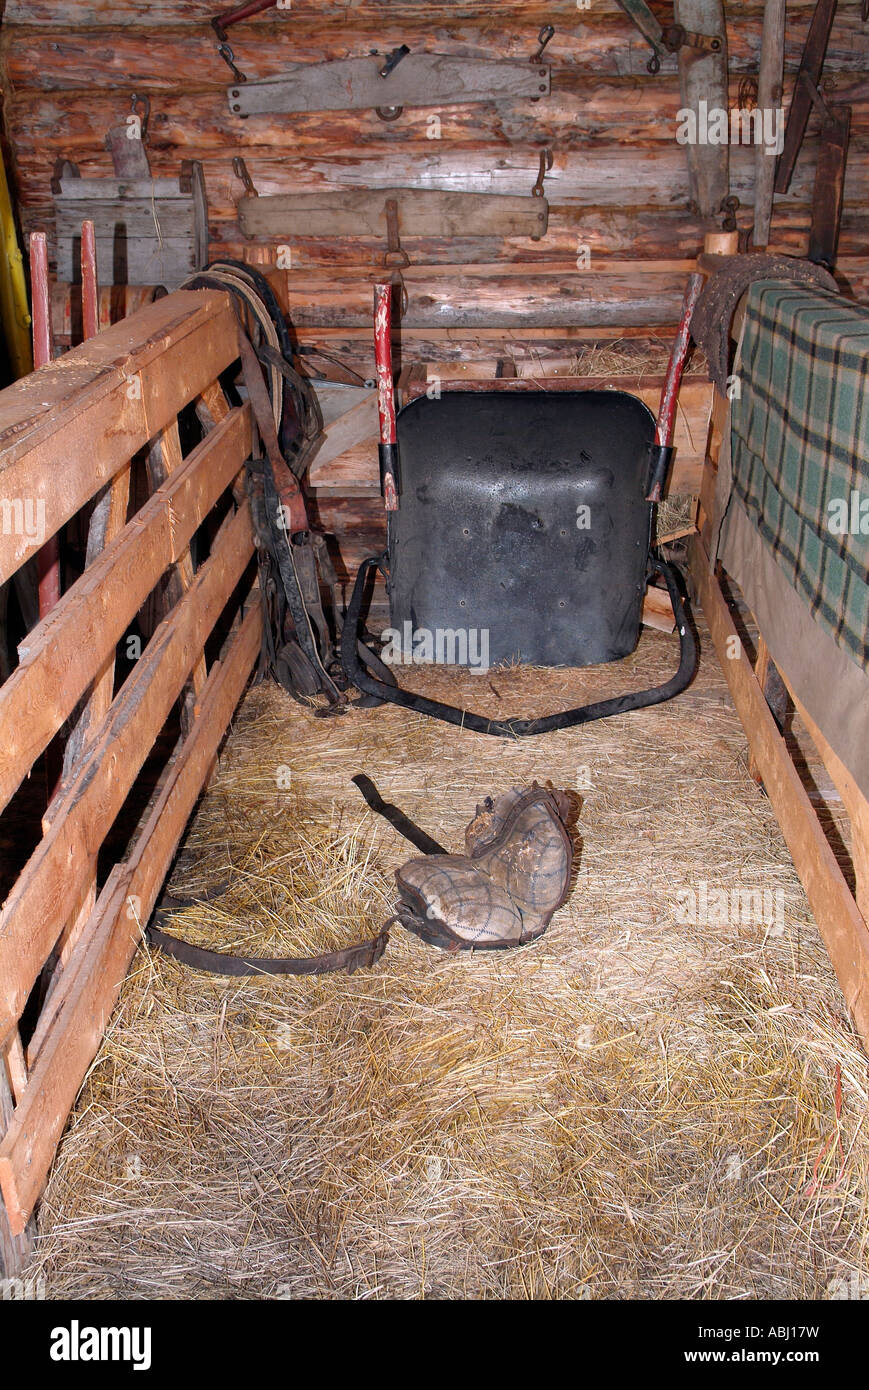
689 535 869 1050
0 601 261 1238
147 418 208 699
0 501 255 1045
781 677 869 925
642 586 676 633
0 289 236 583
308 392 379 476
0 404 251 814
0 1060 32 1277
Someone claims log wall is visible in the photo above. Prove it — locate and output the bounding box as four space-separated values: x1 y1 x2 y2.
1 2 868 375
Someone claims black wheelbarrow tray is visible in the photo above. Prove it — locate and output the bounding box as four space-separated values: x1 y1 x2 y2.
342 388 697 737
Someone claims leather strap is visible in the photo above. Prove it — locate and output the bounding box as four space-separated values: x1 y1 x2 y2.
147 917 389 976
237 325 309 534
147 879 388 976
352 773 446 855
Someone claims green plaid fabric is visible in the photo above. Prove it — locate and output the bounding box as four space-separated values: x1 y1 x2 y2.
730 280 869 673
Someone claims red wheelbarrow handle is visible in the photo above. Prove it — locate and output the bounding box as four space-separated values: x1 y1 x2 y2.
374 282 400 512
647 271 705 502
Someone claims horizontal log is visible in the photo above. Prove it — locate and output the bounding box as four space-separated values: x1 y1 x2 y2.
280 267 699 328
0 599 261 1238
308 376 711 489
10 127 862 218
208 205 869 266
10 82 869 178
0 289 235 582
0 501 255 1046
0 403 251 814
3 6 867 79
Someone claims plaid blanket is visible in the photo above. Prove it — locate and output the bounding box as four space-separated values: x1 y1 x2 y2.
730 280 869 673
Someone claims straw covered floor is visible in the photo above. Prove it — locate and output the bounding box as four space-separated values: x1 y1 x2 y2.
27 617 869 1300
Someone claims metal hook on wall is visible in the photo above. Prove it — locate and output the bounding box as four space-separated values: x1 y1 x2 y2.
530 25 555 62
532 147 553 199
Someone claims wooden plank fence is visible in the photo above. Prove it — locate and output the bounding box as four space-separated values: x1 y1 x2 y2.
0 288 260 1255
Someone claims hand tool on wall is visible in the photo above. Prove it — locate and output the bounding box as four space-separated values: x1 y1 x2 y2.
774 0 849 270
373 283 399 513
0 148 32 379
775 0 839 195
615 2 731 224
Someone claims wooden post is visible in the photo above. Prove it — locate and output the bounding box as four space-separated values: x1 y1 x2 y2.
753 0 786 249
29 232 60 619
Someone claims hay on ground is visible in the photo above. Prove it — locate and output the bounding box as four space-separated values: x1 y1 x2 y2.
27 617 869 1300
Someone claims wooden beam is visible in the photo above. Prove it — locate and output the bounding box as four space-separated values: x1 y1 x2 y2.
0 601 261 1238
0 502 255 1045
0 404 251 814
240 189 550 241
689 535 869 1049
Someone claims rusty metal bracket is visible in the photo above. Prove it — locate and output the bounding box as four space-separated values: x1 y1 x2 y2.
662 24 723 56
615 1 721 75
380 44 410 78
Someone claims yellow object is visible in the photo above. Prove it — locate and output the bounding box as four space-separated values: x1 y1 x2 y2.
0 149 33 379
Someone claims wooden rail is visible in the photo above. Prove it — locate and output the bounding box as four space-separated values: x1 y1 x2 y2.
0 289 260 1253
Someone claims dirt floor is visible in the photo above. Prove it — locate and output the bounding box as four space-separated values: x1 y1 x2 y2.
26 614 869 1300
